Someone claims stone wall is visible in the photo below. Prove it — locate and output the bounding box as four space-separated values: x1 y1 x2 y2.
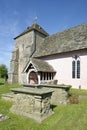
8 49 19 84
15 31 34 84
9 29 47 84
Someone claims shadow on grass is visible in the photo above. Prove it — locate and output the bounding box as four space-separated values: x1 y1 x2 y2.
50 104 57 110
0 83 4 85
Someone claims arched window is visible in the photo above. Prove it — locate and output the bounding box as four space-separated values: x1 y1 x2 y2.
72 56 80 79
77 60 80 78
72 60 75 78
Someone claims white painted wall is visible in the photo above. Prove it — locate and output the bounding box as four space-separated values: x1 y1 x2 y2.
41 50 87 89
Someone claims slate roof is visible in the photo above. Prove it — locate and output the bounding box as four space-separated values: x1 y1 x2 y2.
34 23 87 57
14 23 49 39
24 58 55 72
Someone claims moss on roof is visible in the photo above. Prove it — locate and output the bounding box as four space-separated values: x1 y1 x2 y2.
34 23 87 57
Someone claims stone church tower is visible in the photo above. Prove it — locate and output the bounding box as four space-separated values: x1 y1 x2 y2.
8 23 49 84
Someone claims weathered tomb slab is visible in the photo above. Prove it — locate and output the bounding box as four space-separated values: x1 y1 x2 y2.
10 87 54 123
23 84 71 105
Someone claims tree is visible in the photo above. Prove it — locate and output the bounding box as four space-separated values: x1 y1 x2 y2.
0 64 8 80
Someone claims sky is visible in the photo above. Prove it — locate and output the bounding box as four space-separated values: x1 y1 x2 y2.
0 0 87 71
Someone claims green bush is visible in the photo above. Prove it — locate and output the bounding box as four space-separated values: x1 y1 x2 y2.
0 64 8 79
69 94 79 104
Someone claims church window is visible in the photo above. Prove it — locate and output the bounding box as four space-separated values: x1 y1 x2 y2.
72 60 75 78
77 60 80 78
40 72 42 80
40 72 54 81
72 56 80 79
49 73 51 80
44 73 45 80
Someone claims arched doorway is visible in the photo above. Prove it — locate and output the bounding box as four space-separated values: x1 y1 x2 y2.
29 71 38 84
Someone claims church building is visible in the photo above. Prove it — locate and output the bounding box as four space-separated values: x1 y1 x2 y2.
8 23 87 89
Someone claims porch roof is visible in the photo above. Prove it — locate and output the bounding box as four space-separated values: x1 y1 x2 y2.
23 58 56 73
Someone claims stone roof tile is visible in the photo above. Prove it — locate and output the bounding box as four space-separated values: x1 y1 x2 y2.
24 58 55 72
34 23 87 57
14 23 49 39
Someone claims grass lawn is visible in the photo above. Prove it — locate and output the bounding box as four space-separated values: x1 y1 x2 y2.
0 78 5 85
0 83 87 130
70 88 87 96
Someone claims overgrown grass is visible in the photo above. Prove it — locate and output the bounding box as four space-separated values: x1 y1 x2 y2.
0 84 87 130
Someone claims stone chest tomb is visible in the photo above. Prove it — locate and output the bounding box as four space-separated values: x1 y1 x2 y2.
1 83 71 122
9 84 71 122
10 86 54 123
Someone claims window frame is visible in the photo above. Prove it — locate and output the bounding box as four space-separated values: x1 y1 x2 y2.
72 56 80 79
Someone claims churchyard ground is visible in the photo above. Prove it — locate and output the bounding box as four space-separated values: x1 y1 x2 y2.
0 79 87 130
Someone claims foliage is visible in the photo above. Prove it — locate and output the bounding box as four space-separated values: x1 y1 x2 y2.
0 64 8 79
0 85 87 130
69 94 79 104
